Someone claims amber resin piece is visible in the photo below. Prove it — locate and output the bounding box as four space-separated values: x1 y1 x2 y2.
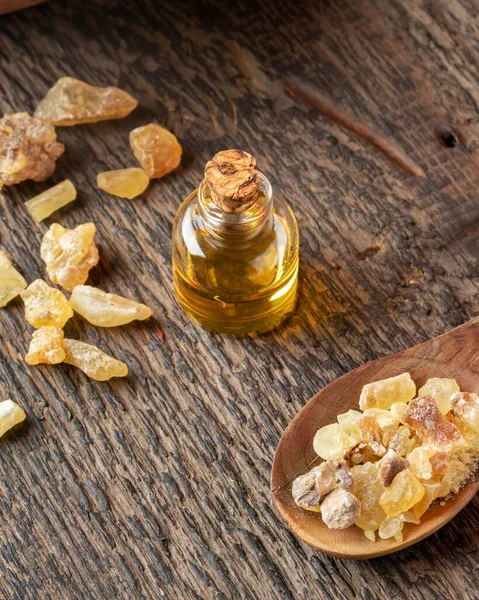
358 415 387 457
0 400 26 438
404 395 465 450
25 179 77 222
359 372 416 410
130 123 182 179
35 77 138 126
63 339 128 381
97 168 149 199
40 223 99 292
25 326 66 365
379 469 425 517
451 392 479 432
70 285 152 327
0 250 27 307
0 112 64 187
413 482 441 519
418 378 460 415
21 279 73 328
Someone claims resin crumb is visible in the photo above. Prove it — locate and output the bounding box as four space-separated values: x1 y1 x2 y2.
97 168 149 199
70 285 152 327
62 338 128 381
35 77 138 126
21 279 73 328
359 373 416 410
25 326 66 365
40 223 100 292
0 250 27 307
320 488 361 529
25 179 77 222
130 123 182 179
0 112 64 187
0 400 26 438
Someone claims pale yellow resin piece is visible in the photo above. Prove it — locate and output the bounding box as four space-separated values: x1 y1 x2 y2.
25 179 77 222
0 400 26 438
21 279 73 328
379 469 425 517
313 423 353 461
97 168 149 199
0 250 27 307
63 339 128 381
418 378 460 415
25 326 66 365
70 285 152 327
35 77 138 126
359 372 416 410
40 223 100 292
130 123 182 179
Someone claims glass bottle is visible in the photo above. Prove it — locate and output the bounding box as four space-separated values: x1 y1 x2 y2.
172 150 299 336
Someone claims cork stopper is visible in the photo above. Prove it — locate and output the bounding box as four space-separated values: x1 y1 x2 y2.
204 149 259 213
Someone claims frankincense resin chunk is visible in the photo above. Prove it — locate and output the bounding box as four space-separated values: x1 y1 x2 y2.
404 395 464 450
0 400 26 438
378 516 404 542
0 112 64 187
70 285 152 327
359 372 416 410
351 462 386 531
35 77 138 126
378 450 409 487
130 123 182 179
0 250 27 307
21 279 73 328
451 392 479 433
320 488 360 529
358 415 387 457
379 469 425 517
96 167 150 200
313 423 353 461
25 179 77 222
40 223 99 292
413 482 441 519
25 326 66 365
418 378 460 415
63 339 128 381
97 168 149 199
291 466 322 512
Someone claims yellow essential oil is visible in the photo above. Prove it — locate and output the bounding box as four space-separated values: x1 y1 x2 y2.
172 150 299 336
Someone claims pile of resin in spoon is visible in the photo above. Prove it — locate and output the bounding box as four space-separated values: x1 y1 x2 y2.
292 373 479 542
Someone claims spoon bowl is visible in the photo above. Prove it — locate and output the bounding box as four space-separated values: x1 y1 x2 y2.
271 317 479 559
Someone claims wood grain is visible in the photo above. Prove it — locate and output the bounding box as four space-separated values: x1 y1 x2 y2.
272 316 479 559
0 0 478 598
0 0 45 14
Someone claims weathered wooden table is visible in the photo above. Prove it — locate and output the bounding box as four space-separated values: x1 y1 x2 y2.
0 1 478 598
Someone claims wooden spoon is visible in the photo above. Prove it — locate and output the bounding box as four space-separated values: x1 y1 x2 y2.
271 316 479 559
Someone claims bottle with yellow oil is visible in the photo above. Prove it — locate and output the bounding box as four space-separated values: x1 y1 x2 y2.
172 149 299 336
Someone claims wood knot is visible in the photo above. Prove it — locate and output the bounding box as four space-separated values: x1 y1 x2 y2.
436 128 459 148
204 149 259 213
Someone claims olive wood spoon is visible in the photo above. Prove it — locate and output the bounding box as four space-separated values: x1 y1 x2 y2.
271 316 479 559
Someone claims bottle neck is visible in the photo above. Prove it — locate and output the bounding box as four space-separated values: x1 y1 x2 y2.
197 171 273 242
